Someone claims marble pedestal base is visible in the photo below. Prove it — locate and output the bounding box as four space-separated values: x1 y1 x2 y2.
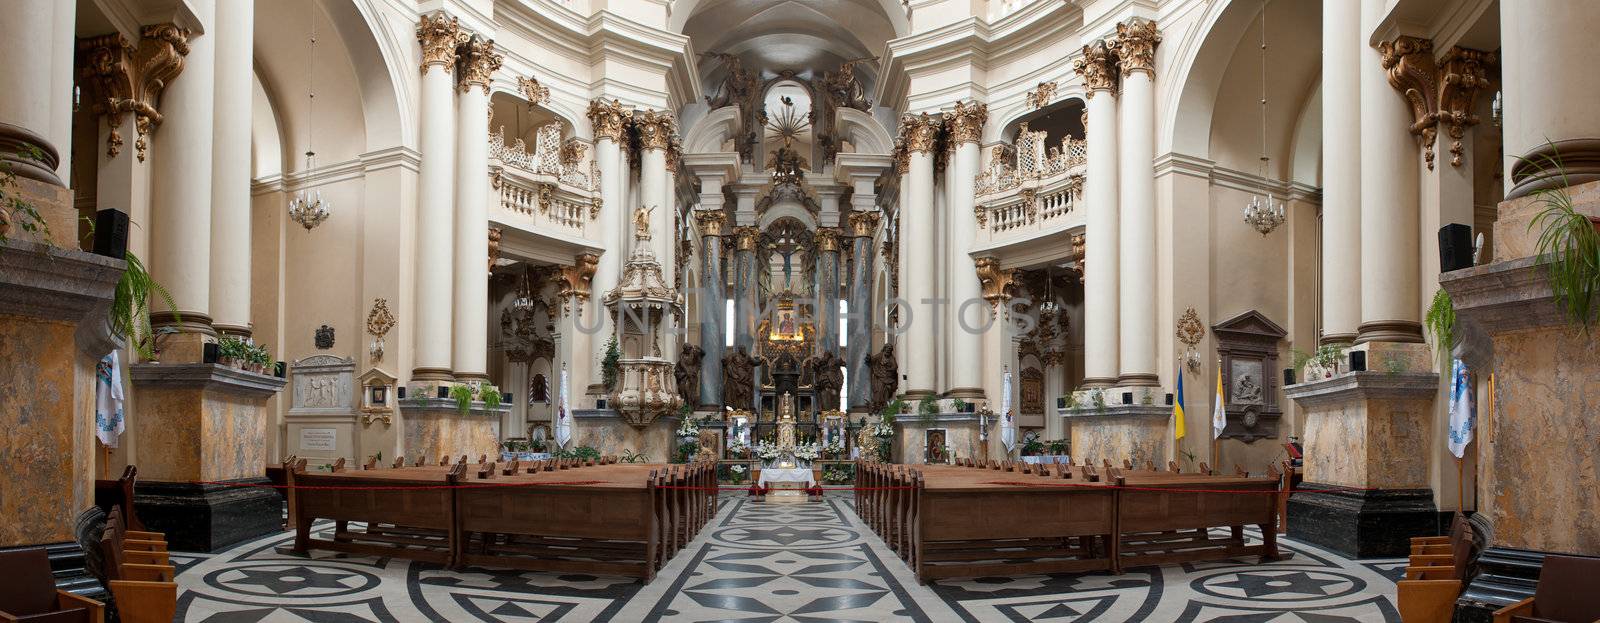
399 399 504 462
569 409 676 460
1286 485 1440 558
1453 546 1549 623
1062 404 1171 467
134 478 282 552
893 413 985 464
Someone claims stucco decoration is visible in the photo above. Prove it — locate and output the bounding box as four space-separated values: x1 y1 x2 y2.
77 25 191 161
1112 17 1161 77
456 35 503 94
944 101 988 145
1026 81 1057 109
517 75 550 106
415 12 467 73
899 113 942 154
1073 39 1118 94
586 98 632 142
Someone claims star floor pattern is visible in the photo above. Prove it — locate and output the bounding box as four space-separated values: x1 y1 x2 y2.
172 492 1405 622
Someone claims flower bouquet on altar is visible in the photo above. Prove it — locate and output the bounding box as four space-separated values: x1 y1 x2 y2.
676 417 700 440
794 442 821 465
871 421 894 439
823 440 845 460
755 441 782 467
726 439 750 459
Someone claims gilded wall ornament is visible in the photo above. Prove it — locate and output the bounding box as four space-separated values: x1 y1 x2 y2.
456 36 502 94
634 109 677 151
847 210 881 238
415 12 466 73
892 142 910 175
974 203 988 228
974 256 1017 308
77 25 191 161
1070 232 1086 260
1379 36 1441 169
1113 17 1161 77
1073 39 1118 94
366 299 395 362
517 75 550 106
944 101 988 145
487 226 503 270
558 252 600 303
586 98 631 142
1026 81 1057 109
1020 188 1038 224
1437 47 1495 168
899 113 942 154
1176 306 1205 375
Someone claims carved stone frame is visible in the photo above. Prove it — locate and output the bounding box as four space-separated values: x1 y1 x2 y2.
1211 310 1287 443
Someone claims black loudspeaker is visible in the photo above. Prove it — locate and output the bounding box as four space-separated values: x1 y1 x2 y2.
202 342 219 364
1349 351 1367 372
1121 392 1133 405
596 398 607 409
503 392 513 405
275 361 286 378
1283 368 1296 386
397 386 407 400
437 386 450 399
1164 393 1174 406
1438 224 1474 272
93 209 130 259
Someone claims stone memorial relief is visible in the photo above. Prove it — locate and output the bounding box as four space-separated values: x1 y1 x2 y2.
288 355 359 461
1211 311 1286 443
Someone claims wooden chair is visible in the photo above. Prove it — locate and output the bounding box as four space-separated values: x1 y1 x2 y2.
93 465 146 532
0 547 104 622
1398 516 1476 623
1493 554 1600 623
105 507 167 561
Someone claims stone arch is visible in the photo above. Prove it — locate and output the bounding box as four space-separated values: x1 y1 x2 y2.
836 108 894 154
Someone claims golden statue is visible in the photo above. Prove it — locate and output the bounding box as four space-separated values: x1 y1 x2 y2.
633 205 654 240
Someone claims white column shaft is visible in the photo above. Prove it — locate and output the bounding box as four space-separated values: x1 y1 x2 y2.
1320 0 1362 343
1500 0 1600 196
905 151 937 396
209 0 255 335
641 148 667 257
1356 0 1421 343
1083 90 1120 385
950 141 984 396
149 0 217 321
1117 71 1157 385
452 85 491 378
413 65 457 377
587 137 622 394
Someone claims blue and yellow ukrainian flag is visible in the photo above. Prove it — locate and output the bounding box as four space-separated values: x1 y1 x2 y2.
1173 364 1187 441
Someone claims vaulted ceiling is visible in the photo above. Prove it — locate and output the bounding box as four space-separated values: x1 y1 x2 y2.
680 0 900 94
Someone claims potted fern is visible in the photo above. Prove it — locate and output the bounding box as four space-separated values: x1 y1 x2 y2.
450 384 474 416
1524 151 1600 328
601 336 621 391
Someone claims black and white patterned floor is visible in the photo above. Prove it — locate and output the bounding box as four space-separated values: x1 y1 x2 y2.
173 492 1405 622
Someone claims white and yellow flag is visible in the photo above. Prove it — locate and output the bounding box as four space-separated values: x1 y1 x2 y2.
1212 364 1226 439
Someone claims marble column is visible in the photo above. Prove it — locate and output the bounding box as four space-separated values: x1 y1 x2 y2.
1074 40 1120 386
1113 18 1160 386
816 228 842 355
148 0 217 349
1501 0 1600 198
586 99 630 396
635 110 674 260
946 101 987 400
696 210 726 409
1357 0 1423 344
900 114 940 398
731 226 761 352
847 211 880 412
209 0 254 337
0 0 70 187
412 13 464 381
451 36 500 382
1320 0 1362 345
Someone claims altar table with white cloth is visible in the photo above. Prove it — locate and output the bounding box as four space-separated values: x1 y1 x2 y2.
757 467 815 487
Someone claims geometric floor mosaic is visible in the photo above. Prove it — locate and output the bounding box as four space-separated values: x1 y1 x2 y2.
175 492 1405 622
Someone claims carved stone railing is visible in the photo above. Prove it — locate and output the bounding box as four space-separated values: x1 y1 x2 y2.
490 128 600 239
975 128 1085 244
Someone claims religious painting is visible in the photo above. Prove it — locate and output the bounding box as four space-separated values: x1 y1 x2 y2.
925 429 948 464
530 373 549 403
369 386 387 406
1230 359 1265 405
1020 367 1045 415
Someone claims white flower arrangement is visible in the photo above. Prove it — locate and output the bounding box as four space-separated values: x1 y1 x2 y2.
754 441 782 461
793 443 821 462
730 464 747 474
871 421 895 438
824 440 845 457
676 417 699 439
727 440 749 456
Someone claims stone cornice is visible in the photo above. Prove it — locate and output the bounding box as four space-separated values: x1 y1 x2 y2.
1440 255 1587 334
1281 372 1439 409
0 241 123 355
129 363 288 398
1061 404 1171 419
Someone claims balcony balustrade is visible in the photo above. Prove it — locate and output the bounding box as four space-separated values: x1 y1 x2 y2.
489 125 601 240
974 123 1085 244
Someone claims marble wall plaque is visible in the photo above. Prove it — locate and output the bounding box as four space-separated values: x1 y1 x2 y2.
300 428 338 451
289 355 356 414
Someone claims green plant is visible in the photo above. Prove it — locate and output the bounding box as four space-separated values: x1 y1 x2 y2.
1047 439 1067 455
217 337 250 362
601 336 622 390
620 449 648 463
1180 449 1198 469
481 384 503 410
1523 150 1600 329
952 398 969 412
572 445 601 461
1021 437 1045 456
113 251 178 359
1425 288 1456 364
0 146 53 247
450 384 473 415
1090 388 1106 411
248 343 272 368
917 396 939 423
879 398 905 424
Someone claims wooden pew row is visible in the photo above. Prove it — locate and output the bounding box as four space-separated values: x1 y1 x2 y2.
283 458 716 581
854 458 1284 583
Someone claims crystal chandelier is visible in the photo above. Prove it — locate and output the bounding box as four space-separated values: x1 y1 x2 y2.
288 13 330 231
1242 0 1285 237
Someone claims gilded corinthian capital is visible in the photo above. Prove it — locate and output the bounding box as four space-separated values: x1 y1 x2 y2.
416 12 467 73
457 36 503 94
847 210 881 238
634 109 678 151
944 101 988 145
815 227 842 252
694 209 726 236
734 226 761 252
1073 39 1118 94
1112 17 1161 77
899 113 942 155
587 99 632 142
